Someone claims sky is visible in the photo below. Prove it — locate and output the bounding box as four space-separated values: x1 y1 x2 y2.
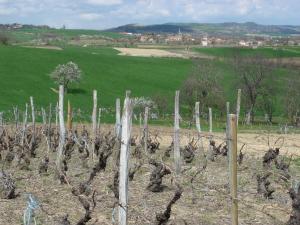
0 0 299 29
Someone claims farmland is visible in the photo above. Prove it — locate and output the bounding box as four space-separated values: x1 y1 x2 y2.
193 47 300 58
0 45 191 112
0 25 300 225
0 44 300 124
0 123 299 225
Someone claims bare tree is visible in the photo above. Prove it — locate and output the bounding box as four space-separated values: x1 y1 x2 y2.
285 78 300 125
258 82 277 123
152 93 169 118
50 61 82 92
180 59 225 117
0 32 10 45
233 53 276 124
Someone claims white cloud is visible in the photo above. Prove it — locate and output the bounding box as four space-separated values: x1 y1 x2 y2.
86 0 122 6
80 12 102 20
236 0 252 15
0 7 16 15
157 9 170 16
0 0 299 29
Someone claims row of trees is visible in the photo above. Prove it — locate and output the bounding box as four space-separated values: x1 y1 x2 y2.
179 54 300 125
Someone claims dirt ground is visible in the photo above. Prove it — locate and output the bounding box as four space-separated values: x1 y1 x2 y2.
114 48 186 58
0 125 299 225
137 125 300 157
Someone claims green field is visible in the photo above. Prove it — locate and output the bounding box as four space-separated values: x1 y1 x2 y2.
0 44 299 124
0 45 191 114
194 47 300 58
7 28 127 44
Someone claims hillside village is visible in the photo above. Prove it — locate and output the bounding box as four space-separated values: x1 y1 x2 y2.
122 30 300 47
1 23 300 48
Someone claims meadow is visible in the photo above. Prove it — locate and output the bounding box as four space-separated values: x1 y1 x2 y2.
0 44 299 125
193 46 300 58
0 45 191 111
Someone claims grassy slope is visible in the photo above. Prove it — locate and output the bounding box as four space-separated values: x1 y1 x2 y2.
0 45 299 124
194 47 300 58
0 45 191 115
8 28 126 43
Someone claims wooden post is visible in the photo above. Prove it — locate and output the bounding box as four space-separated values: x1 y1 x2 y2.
0 112 3 135
13 106 19 129
115 98 121 139
41 107 46 129
56 85 66 173
30 97 35 140
97 107 101 135
0 112 2 127
174 90 181 175
125 90 131 98
118 94 133 225
226 114 238 225
139 113 142 143
92 90 97 160
21 103 28 146
236 89 241 127
47 103 52 153
195 101 205 157
144 107 149 153
226 102 230 116
55 102 58 131
195 102 201 133
67 100 72 131
209 107 212 133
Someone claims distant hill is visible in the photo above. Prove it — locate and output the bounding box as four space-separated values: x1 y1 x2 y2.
2 22 300 38
107 23 193 34
106 22 300 36
0 23 50 30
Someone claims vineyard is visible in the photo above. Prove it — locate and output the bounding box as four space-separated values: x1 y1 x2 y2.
0 87 299 225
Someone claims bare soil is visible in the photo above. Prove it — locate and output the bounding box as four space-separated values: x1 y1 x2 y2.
114 48 186 58
0 125 299 225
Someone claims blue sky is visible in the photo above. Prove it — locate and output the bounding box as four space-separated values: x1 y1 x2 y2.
0 0 299 29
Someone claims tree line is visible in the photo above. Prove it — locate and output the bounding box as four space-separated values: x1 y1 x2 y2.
179 51 300 126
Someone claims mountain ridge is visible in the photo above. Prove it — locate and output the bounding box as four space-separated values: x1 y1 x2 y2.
106 22 300 36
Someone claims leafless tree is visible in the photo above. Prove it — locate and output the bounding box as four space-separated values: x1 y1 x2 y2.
180 59 225 117
152 93 169 118
0 32 10 45
285 78 300 125
257 82 277 123
232 53 276 124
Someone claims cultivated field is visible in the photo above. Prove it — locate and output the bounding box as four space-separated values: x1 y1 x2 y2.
0 45 191 111
0 44 299 120
0 124 299 225
1 32 300 225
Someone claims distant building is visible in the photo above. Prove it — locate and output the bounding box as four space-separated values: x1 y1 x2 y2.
239 40 250 47
201 37 208 46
